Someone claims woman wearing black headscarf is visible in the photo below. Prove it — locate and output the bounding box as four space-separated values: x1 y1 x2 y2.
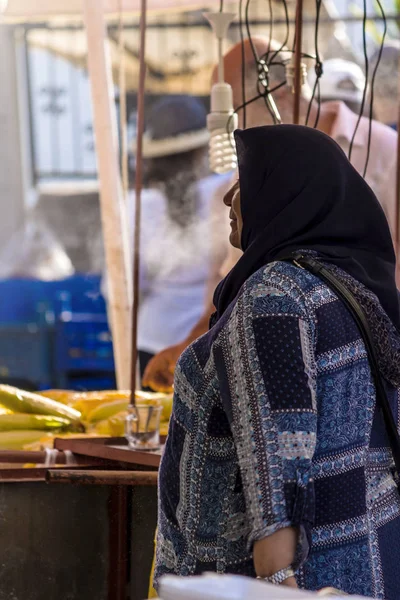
155 125 400 598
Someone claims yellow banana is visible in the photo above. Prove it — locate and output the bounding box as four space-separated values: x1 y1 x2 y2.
39 390 74 404
70 391 131 420
93 420 112 435
72 398 111 420
0 413 71 431
86 391 172 424
87 400 130 424
75 390 131 401
0 385 81 422
160 395 173 422
90 412 126 437
108 411 128 437
96 408 171 438
0 430 52 450
160 422 169 436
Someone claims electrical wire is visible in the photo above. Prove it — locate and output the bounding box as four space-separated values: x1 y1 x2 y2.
363 0 387 177
305 0 323 128
245 0 259 63
266 0 273 60
244 0 282 124
268 0 289 65
240 0 317 128
348 0 369 163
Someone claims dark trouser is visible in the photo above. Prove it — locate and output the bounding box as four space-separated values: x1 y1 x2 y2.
138 350 155 390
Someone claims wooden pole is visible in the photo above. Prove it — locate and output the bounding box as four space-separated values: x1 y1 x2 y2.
118 0 129 203
293 0 304 125
130 0 147 405
83 0 132 390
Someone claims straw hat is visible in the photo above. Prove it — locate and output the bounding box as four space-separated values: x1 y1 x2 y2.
135 95 209 159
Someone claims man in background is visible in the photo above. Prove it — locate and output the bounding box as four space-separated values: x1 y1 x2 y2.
370 41 400 130
143 37 399 391
308 58 366 115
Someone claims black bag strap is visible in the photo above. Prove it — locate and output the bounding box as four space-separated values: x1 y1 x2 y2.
290 252 400 480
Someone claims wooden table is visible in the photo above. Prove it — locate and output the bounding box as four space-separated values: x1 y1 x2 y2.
53 436 163 469
0 437 161 600
49 436 162 600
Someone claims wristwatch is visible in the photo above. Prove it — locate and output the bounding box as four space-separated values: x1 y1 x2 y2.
257 566 296 585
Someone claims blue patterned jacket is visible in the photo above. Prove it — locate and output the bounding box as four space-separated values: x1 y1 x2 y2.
155 260 400 598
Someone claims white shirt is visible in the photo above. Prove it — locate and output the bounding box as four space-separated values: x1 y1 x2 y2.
134 174 230 354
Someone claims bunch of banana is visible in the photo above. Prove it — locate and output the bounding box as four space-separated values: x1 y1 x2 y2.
0 385 81 421
0 385 174 451
90 391 174 437
0 385 82 451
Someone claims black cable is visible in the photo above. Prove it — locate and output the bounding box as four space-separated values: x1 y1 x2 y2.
229 92 272 129
239 0 247 129
314 79 322 129
363 0 386 178
245 0 259 63
349 0 369 163
226 93 264 153
305 0 323 127
219 0 223 11
268 0 289 65
305 79 318 126
266 0 273 60
227 80 287 140
244 0 288 126
244 0 280 124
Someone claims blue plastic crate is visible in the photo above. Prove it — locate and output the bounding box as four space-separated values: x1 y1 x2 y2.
54 313 114 373
0 323 53 389
0 275 106 324
0 275 114 390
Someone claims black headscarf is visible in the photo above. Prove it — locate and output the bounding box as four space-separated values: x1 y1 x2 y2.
214 125 400 334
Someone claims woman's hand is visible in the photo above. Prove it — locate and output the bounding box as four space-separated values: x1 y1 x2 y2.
253 527 298 588
142 343 186 392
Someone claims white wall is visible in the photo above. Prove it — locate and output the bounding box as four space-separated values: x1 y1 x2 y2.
0 25 25 250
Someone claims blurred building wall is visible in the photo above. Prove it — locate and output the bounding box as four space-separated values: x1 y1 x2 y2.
0 25 25 252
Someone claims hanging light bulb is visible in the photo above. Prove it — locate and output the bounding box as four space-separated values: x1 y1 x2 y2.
204 11 238 175
285 58 308 93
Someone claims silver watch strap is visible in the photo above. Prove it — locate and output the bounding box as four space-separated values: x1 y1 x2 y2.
257 566 296 585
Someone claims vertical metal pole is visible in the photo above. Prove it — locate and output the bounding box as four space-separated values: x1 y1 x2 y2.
130 0 147 404
293 0 303 125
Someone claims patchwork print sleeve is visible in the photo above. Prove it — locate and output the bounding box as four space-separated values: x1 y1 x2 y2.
216 285 317 552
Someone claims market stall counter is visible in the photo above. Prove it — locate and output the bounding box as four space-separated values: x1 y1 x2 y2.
0 385 170 600
0 436 161 600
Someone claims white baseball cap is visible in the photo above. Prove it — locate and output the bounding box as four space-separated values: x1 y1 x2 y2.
308 58 366 104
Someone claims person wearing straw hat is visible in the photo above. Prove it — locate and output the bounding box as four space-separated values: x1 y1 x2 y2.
104 94 230 378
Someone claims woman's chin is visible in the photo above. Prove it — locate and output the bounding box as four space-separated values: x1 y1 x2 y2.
229 231 241 249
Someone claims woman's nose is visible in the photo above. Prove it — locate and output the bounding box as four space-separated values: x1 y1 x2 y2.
223 188 235 207
223 193 231 207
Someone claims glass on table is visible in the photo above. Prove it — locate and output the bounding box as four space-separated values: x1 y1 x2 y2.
125 403 163 451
